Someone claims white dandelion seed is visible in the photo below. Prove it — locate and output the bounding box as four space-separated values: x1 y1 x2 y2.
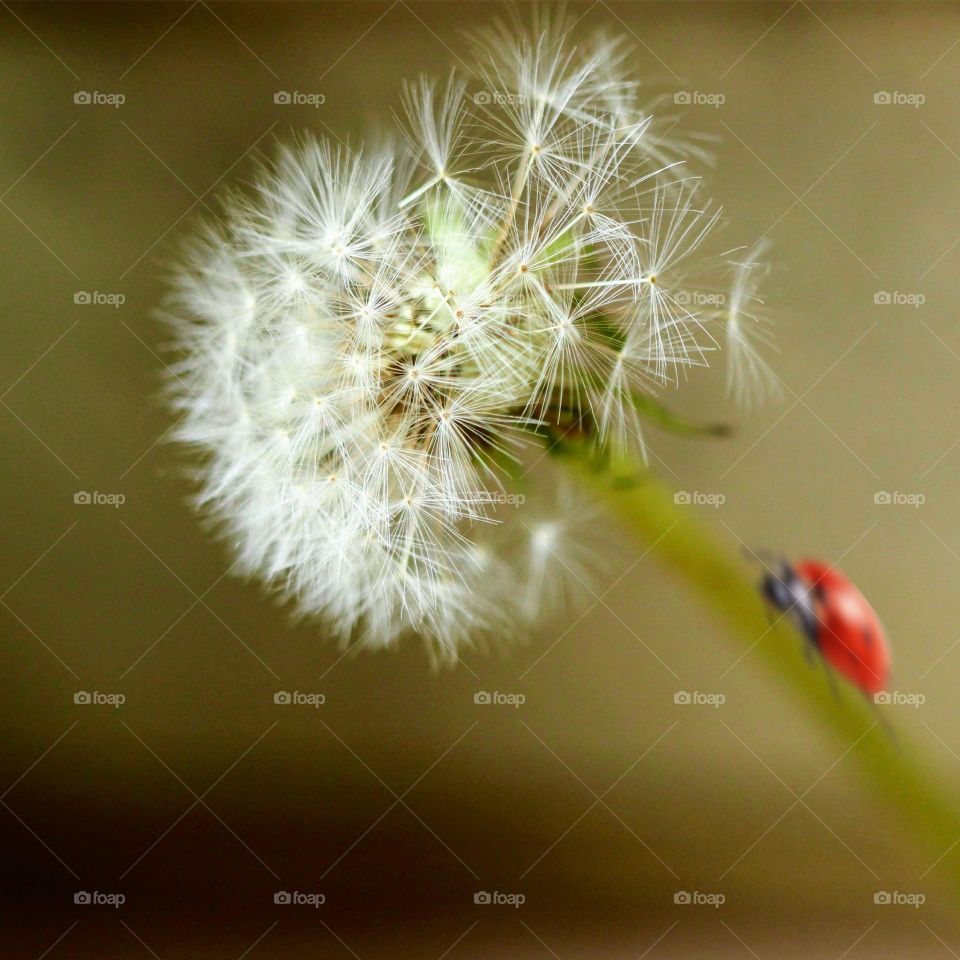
162 14 778 663
723 239 782 411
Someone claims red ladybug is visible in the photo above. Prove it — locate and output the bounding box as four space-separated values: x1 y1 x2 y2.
760 558 890 696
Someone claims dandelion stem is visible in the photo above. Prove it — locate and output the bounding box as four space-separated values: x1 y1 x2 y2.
560 447 960 895
553 277 648 291
399 176 442 209
488 150 534 269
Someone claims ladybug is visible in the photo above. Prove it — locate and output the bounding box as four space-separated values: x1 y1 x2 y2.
759 558 890 697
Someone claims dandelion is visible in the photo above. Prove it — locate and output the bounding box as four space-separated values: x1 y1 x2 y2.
161 14 777 664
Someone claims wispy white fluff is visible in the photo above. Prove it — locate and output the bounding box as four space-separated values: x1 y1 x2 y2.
162 14 777 663
724 240 782 410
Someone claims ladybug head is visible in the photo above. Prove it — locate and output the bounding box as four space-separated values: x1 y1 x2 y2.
758 559 821 645
760 561 802 614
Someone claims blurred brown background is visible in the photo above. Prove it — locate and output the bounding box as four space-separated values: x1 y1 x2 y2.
4 2 960 956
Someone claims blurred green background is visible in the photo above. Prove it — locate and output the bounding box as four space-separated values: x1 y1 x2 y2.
4 2 960 956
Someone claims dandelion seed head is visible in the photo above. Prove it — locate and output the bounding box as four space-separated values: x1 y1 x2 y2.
162 16 777 662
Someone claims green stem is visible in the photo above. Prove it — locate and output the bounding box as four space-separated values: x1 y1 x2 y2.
561 449 960 890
